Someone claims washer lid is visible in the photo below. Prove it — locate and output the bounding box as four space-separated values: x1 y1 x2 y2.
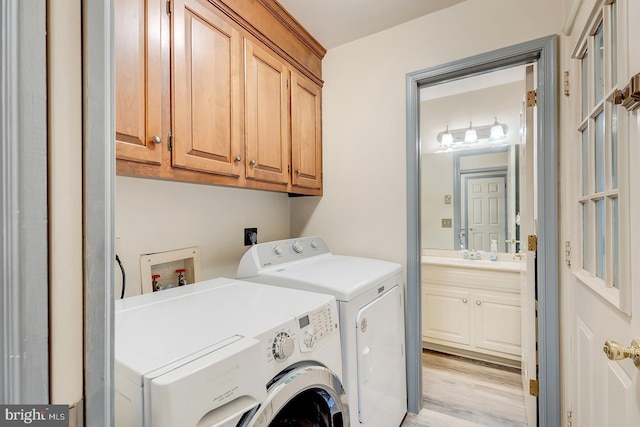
115 277 334 384
250 255 402 301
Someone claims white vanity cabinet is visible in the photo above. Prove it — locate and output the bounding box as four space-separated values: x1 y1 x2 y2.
421 257 523 365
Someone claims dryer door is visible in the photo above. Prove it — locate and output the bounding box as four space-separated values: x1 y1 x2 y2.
355 285 404 423
243 365 349 427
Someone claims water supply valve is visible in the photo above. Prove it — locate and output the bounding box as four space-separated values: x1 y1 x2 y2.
152 274 162 292
176 269 187 287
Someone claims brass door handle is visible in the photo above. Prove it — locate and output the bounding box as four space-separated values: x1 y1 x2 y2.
603 339 640 368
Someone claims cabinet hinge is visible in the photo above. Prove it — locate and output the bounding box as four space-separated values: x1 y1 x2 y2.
563 71 570 96
168 131 173 151
286 79 289 89
529 379 539 397
287 164 291 174
565 240 571 266
567 410 573 427
166 0 171 15
527 89 537 107
527 234 538 252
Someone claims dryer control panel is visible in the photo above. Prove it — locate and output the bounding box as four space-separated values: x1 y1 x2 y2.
237 236 331 274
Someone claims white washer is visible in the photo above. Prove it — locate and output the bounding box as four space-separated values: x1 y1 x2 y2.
237 237 407 427
115 277 349 427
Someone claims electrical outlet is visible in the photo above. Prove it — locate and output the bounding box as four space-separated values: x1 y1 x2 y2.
441 218 452 228
244 228 258 246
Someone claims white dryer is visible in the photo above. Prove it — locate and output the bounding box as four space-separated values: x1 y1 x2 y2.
237 237 407 427
115 277 349 427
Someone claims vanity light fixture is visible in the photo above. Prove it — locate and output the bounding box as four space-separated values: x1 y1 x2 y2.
436 118 509 149
463 122 478 144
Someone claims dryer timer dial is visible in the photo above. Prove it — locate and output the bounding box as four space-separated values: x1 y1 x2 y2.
292 241 304 254
272 332 294 361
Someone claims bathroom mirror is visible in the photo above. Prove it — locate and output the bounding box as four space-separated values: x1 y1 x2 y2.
420 66 527 253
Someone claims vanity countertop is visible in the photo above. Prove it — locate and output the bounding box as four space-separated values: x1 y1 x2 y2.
421 255 525 272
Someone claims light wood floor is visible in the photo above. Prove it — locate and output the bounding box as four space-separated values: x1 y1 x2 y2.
401 350 528 427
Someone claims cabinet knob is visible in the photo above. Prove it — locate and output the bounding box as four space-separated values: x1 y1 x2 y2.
235 154 241 162
476 300 482 306
295 168 301 175
250 159 256 166
152 135 161 144
462 298 468 303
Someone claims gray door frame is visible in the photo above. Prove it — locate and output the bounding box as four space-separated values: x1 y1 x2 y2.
405 35 559 426
0 0 49 404
83 0 116 425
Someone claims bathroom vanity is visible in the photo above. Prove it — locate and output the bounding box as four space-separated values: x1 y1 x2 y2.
421 253 525 366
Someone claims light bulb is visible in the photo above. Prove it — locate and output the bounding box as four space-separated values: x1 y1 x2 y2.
464 122 477 143
490 117 505 141
441 126 453 147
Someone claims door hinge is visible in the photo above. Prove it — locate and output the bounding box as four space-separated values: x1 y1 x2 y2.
529 379 539 397
166 0 171 15
168 131 173 151
567 410 573 427
565 240 571 266
563 71 570 96
528 234 538 252
527 89 537 107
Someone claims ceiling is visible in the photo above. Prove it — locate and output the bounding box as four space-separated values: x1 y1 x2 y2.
277 0 467 50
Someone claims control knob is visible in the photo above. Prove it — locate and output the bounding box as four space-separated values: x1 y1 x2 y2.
273 245 283 255
309 240 319 249
272 332 294 361
292 241 304 254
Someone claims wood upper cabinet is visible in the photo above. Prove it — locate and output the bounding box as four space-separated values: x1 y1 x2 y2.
244 40 290 185
115 0 163 164
171 0 243 177
291 71 322 191
115 0 325 194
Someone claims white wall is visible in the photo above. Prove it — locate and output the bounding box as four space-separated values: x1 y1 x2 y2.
48 0 83 407
291 0 564 271
115 176 291 296
421 152 454 249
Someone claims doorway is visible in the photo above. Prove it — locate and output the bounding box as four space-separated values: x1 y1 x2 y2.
419 62 531 426
405 35 559 426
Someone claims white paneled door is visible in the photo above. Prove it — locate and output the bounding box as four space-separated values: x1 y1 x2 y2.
568 0 640 425
464 175 506 252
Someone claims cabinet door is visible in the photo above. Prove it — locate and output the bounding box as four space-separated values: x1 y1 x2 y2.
291 71 322 190
172 0 242 176
115 0 163 164
244 40 290 184
472 291 521 356
422 286 471 346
